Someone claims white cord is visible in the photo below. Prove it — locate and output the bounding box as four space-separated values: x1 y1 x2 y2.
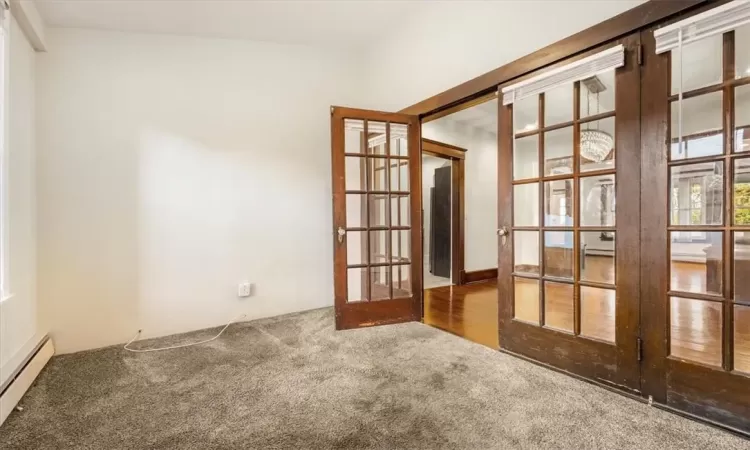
124 314 246 353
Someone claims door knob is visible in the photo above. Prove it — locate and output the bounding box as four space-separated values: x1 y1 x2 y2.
337 227 346 244
497 227 509 245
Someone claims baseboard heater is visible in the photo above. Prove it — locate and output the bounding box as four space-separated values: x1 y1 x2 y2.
0 335 54 426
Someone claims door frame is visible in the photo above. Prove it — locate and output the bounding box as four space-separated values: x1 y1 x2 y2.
421 138 466 286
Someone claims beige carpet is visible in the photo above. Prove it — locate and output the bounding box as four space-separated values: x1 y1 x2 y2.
1 308 747 449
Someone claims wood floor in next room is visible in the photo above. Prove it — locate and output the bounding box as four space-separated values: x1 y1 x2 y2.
423 280 499 349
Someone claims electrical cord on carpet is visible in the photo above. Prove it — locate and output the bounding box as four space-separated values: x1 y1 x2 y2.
123 314 246 353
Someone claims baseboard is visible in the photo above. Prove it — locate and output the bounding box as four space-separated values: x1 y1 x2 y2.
0 336 54 426
460 268 498 284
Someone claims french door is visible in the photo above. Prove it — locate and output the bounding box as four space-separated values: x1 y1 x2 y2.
497 34 643 391
330 107 423 329
640 13 750 431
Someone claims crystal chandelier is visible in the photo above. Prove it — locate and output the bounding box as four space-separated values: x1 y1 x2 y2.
580 129 614 162
580 77 614 163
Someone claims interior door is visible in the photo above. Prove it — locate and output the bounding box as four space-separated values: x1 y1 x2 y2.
497 34 642 391
331 107 423 329
432 166 452 278
640 18 750 431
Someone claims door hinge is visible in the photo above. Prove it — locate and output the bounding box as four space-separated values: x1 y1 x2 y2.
636 337 643 361
636 44 643 66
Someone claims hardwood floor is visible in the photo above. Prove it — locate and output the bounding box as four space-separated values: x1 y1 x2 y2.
423 281 499 349
424 258 750 372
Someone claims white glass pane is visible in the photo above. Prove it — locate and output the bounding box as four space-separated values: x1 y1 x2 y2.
514 135 539 180
736 23 750 80
514 95 539 133
514 183 539 227
580 117 615 172
671 34 722 95
670 92 723 160
544 83 574 126
580 174 615 227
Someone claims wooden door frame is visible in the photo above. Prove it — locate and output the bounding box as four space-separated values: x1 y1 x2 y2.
421 138 466 286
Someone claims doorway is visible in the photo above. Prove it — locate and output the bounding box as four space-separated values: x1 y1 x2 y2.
423 152 453 288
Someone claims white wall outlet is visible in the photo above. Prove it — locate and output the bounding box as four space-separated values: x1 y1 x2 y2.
238 282 252 298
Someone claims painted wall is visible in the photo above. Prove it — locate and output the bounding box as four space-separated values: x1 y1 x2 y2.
422 109 498 272
360 0 646 111
36 28 359 354
0 15 39 384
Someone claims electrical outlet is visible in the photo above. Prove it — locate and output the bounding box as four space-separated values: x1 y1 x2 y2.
238 282 252 298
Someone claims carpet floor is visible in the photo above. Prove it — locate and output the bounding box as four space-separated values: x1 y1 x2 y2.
2 308 748 449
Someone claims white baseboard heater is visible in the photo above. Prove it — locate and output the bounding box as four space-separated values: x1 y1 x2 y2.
0 335 55 426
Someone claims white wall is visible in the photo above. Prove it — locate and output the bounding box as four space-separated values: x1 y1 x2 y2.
36 28 359 354
423 110 498 271
0 15 39 384
361 1 646 111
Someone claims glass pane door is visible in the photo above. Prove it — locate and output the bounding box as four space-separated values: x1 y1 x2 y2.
331 108 422 329
499 35 641 390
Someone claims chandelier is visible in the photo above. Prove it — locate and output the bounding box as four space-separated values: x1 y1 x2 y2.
580 129 614 162
580 75 614 163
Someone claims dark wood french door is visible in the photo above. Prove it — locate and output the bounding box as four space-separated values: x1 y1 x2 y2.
640 22 750 432
331 107 423 329
497 34 643 391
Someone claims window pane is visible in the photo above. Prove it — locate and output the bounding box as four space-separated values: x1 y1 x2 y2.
737 84 750 153
544 127 574 176
347 231 366 266
735 159 750 225
390 159 409 191
670 93 723 160
391 230 410 263
367 121 387 155
544 281 574 332
346 194 365 228
369 230 388 264
580 117 615 172
544 231 573 279
581 286 616 343
544 83 574 126
670 161 724 226
670 231 723 296
670 297 722 367
390 124 409 156
514 277 539 324
580 174 615 227
544 179 573 226
735 305 750 374
370 265 390 301
514 135 539 180
390 194 410 227
392 265 411 297
368 194 388 227
581 232 615 285
347 268 367 303
671 34 722 95
736 23 750 81
514 231 539 275
735 231 750 304
580 71 615 118
514 183 539 227
345 156 366 191
345 119 365 154
514 95 539 133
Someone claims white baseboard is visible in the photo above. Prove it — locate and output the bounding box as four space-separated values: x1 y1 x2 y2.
0 337 54 426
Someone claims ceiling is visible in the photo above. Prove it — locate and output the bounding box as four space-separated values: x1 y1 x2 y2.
33 0 430 49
